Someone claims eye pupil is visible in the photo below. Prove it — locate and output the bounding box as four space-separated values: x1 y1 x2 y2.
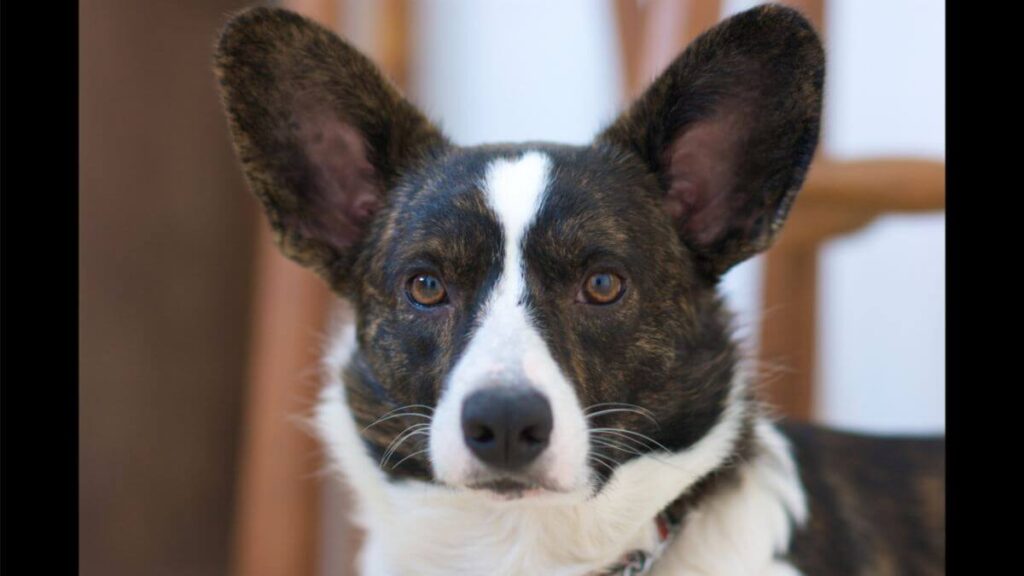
408 274 447 306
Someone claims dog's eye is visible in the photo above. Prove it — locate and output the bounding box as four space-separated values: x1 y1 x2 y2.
580 272 625 305
407 273 448 307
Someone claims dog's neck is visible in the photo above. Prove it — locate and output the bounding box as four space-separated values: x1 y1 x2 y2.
315 320 807 576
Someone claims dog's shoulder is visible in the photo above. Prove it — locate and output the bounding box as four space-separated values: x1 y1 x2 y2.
780 421 945 575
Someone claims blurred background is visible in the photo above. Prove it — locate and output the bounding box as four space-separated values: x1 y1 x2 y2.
79 0 944 575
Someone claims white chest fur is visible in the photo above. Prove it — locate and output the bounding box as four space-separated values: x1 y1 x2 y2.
315 323 807 576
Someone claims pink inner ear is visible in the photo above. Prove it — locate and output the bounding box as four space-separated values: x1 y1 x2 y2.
298 111 382 248
662 118 740 248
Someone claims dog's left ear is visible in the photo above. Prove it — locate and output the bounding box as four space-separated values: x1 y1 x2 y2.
598 5 824 278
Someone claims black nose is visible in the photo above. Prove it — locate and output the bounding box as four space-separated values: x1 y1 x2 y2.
461 388 553 470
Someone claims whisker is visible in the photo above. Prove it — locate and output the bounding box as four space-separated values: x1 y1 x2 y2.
592 429 691 472
590 427 673 454
584 402 657 421
591 430 656 452
379 423 431 468
386 404 435 413
363 404 435 428
362 411 432 431
590 437 645 458
585 408 660 429
589 447 623 466
588 460 615 483
587 453 621 482
588 453 619 472
586 463 610 487
381 422 430 455
380 430 429 470
390 448 431 470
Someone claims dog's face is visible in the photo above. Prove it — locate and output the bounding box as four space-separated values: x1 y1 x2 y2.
216 5 823 498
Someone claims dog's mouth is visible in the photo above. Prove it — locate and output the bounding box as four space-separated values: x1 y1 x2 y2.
465 477 565 500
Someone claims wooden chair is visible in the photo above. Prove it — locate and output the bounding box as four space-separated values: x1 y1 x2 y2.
613 0 945 420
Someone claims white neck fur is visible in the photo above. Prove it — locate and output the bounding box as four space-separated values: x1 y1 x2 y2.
314 321 807 576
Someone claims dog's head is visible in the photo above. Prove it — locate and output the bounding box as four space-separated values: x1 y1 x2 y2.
216 5 823 498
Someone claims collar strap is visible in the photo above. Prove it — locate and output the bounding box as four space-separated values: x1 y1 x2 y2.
590 511 680 576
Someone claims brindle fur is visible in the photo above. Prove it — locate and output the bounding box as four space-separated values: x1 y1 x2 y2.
215 4 944 573
782 422 945 575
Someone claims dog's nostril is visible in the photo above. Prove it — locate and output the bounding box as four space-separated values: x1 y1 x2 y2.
467 423 495 443
461 388 553 470
520 426 547 445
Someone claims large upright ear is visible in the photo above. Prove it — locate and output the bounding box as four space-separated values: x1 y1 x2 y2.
214 7 450 290
598 5 824 278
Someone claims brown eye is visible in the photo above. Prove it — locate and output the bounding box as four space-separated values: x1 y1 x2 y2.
408 273 447 307
581 272 625 305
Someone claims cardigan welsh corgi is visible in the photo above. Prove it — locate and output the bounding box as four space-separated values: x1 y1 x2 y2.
215 5 945 574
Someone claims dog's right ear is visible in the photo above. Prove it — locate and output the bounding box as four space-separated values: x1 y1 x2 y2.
214 7 450 291
597 5 824 279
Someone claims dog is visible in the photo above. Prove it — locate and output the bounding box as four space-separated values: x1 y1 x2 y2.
215 5 945 575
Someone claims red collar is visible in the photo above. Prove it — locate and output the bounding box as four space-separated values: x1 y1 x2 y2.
589 511 679 576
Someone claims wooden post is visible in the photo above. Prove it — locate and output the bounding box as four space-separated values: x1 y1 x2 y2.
232 224 334 576
231 3 341 576
758 0 823 421
759 246 819 419
613 0 721 102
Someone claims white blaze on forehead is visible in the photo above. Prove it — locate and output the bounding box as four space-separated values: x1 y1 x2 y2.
428 151 590 490
477 150 551 356
486 151 551 256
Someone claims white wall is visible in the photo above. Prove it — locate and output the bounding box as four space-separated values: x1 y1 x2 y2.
412 0 623 145
816 0 945 434
411 0 945 435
